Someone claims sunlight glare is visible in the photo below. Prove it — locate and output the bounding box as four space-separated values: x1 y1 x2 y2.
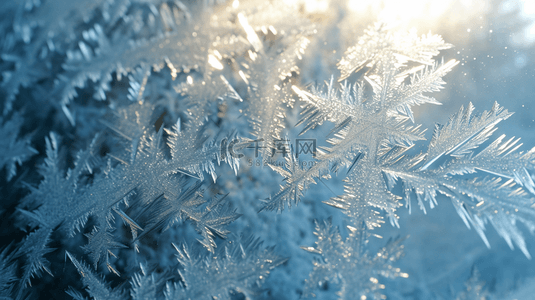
344 0 493 34
347 0 456 23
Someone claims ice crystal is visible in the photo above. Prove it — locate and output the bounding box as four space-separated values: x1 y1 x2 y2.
67 236 285 300
302 219 407 300
265 23 535 260
1 1 534 299
166 235 287 300
0 112 36 181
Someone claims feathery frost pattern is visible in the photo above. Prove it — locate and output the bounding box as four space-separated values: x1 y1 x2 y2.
266 22 535 261
302 219 407 300
166 236 287 300
0 112 36 180
1 0 535 299
67 236 285 300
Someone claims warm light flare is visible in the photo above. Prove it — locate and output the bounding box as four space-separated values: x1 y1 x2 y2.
208 54 224 70
238 12 263 52
347 0 458 23
303 0 329 14
284 0 330 14
345 0 490 35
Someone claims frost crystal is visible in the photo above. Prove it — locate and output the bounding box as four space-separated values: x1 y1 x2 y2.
266 22 535 259
67 236 285 300
66 251 125 300
0 112 36 181
166 235 287 300
302 219 407 300
1 0 535 299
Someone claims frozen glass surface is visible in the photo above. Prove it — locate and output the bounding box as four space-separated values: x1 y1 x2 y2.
0 1 534 299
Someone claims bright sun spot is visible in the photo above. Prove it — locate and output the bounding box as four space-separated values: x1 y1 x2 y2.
346 0 456 20
286 0 534 45
344 0 491 29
